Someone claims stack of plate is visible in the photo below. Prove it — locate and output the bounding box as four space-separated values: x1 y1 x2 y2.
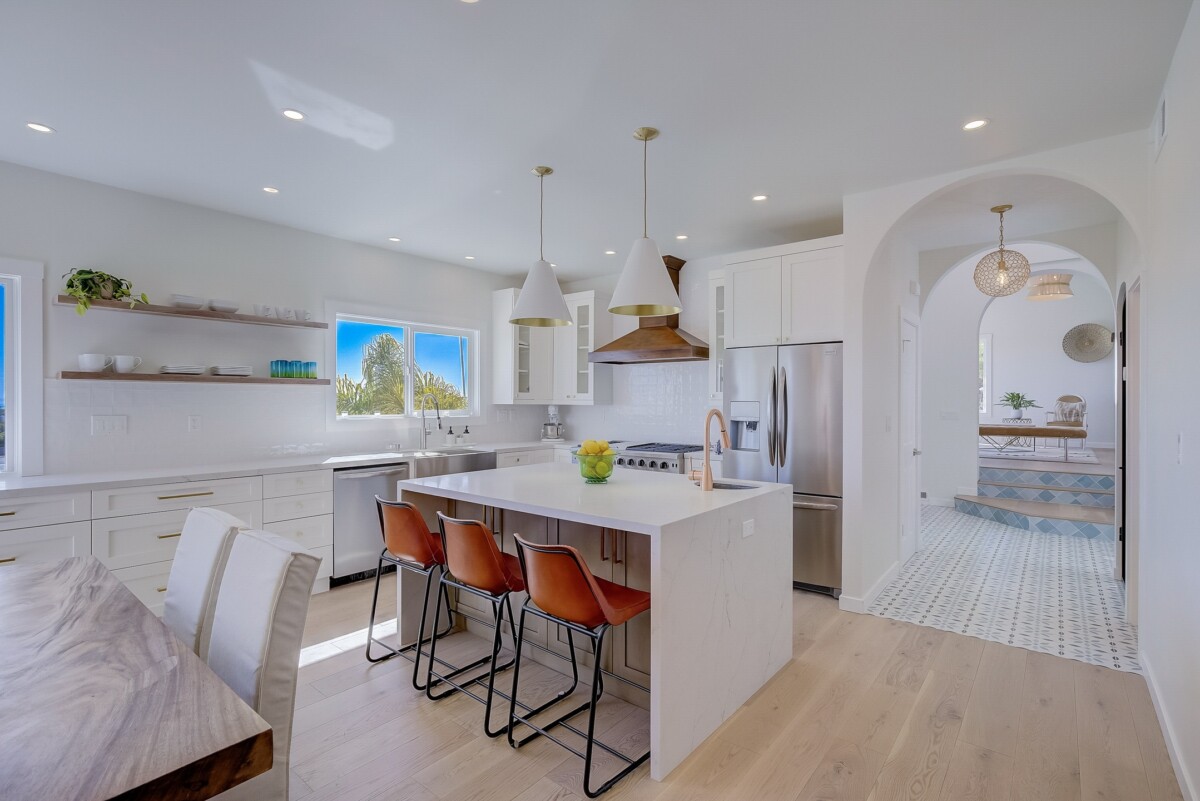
210 365 253 377
159 365 206 375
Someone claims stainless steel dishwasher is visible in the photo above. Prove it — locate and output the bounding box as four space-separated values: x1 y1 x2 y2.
332 463 411 584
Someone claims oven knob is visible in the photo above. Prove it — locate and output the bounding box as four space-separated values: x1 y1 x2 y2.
661 462 670 470
617 458 625 466
638 459 646 467
648 460 658 469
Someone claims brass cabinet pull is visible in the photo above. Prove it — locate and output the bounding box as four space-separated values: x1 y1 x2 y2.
613 531 624 565
599 528 609 561
157 532 182 540
0 556 16 564
156 586 168 593
156 491 215 501
0 511 16 517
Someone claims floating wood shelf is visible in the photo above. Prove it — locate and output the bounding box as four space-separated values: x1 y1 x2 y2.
55 296 329 330
59 371 330 386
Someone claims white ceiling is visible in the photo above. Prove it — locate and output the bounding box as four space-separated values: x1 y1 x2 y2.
0 0 1189 280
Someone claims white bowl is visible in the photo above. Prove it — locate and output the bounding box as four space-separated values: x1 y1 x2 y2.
170 294 205 310
208 299 240 313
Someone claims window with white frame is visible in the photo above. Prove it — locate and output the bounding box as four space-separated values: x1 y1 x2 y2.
0 258 44 475
335 314 475 417
978 333 993 417
0 278 10 471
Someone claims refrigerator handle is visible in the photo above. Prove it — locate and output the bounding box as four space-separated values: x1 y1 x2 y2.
767 367 777 466
779 366 788 467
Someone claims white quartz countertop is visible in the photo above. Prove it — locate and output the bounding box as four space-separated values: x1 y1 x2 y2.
397 462 790 536
0 440 570 497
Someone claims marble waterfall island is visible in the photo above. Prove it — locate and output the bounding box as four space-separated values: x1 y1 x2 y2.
396 461 793 780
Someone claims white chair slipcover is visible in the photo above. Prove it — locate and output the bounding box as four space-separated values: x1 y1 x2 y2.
162 507 248 659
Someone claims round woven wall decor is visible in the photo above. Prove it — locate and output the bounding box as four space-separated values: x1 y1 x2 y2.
1062 323 1113 363
974 248 1032 297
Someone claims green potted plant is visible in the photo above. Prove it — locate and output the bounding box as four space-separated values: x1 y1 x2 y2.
62 269 149 315
997 391 1041 420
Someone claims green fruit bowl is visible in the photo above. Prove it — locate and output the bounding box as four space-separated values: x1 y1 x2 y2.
578 453 615 484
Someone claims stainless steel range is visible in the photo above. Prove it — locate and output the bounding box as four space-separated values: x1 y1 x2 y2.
614 442 704 473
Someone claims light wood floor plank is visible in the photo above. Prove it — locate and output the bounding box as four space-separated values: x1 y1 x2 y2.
958 642 1026 757
1121 672 1186 801
795 738 887 801
879 625 947 692
936 741 1012 801
866 669 971 801
1009 651 1081 801
929 631 985 680
1074 662 1152 801
836 681 919 756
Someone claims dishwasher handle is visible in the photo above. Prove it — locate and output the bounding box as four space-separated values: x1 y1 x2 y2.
793 501 839 511
336 468 411 481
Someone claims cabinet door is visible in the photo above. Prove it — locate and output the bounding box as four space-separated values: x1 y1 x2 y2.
610 530 651 690
547 522 613 664
554 293 605 404
725 256 782 348
781 247 844 344
708 274 726 400
515 325 555 403
496 510 548 647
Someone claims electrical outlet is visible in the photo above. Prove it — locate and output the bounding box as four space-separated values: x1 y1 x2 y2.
188 415 202 433
91 415 127 435
742 518 755 538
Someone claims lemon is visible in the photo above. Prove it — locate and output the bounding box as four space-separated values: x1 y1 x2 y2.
581 439 597 454
602 448 616 456
597 440 610 452
594 460 612 478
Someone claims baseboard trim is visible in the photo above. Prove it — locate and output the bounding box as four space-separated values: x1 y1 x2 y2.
1140 647 1197 801
926 496 955 508
839 559 900 614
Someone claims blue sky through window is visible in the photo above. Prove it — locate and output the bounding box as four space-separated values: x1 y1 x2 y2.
335 319 467 394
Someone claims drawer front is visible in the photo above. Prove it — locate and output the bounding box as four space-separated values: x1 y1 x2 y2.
91 501 263 571
310 544 332 581
262 470 333 499
496 449 553 469
0 491 91 532
0 522 91 566
264 513 333 550
112 560 173 616
263 491 334 524
92 476 263 519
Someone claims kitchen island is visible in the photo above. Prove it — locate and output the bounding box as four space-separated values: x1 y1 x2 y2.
396 462 792 780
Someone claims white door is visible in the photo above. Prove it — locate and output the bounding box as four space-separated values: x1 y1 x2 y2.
725 256 782 348
1124 282 1141 624
899 314 920 561
782 247 845 344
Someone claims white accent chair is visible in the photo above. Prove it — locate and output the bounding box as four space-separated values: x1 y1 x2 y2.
1045 394 1088 449
208 530 321 801
163 507 247 659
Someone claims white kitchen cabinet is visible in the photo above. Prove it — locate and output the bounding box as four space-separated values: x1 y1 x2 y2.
91 476 262 519
492 288 554 404
708 272 726 401
262 491 334 524
553 291 613 405
496 449 554 469
553 448 574 464
91 500 262 571
112 561 174 617
0 491 90 532
782 247 844 344
0 522 91 566
262 469 333 499
725 243 844 348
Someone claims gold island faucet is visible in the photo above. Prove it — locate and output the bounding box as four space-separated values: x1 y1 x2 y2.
702 408 731 491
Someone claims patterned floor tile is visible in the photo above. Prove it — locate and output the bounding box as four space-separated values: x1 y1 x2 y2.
868 506 1138 672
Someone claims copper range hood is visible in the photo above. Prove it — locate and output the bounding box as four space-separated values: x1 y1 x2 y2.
589 256 709 364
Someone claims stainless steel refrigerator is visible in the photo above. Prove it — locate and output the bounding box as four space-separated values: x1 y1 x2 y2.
723 342 843 595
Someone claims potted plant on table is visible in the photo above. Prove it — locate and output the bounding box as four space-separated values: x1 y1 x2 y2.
997 392 1041 420
62 268 149 315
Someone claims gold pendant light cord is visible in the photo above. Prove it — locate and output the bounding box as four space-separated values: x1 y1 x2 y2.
539 172 545 262
998 209 1005 254
642 135 649 239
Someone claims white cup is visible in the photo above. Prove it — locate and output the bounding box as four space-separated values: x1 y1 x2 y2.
113 355 143 373
276 306 295 320
78 353 113 372
294 308 311 321
255 304 276 318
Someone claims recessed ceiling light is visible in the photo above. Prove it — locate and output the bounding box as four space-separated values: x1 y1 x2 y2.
604 250 616 255
282 109 305 121
675 234 688 240
963 118 990 131
461 0 479 3
26 122 54 133
262 186 279 194
752 195 768 201
388 237 401 242
465 255 475 260
550 263 557 268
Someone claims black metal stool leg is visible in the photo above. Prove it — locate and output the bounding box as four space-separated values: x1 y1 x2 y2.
365 553 398 663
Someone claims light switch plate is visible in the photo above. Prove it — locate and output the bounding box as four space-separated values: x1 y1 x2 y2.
91 415 127 435
188 415 202 432
742 518 755 538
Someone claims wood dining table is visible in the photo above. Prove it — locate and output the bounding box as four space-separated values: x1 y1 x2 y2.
0 556 272 801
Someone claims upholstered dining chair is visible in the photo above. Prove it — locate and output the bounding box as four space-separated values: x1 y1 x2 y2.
207 530 321 801
162 507 248 660
1046 394 1088 448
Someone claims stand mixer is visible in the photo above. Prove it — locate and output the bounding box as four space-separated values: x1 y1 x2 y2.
541 405 565 442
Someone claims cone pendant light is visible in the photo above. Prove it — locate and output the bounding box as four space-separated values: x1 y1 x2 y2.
609 127 682 316
510 166 572 327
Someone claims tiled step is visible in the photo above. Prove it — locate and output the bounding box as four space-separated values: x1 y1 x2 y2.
978 465 1116 492
977 480 1114 508
954 494 1115 540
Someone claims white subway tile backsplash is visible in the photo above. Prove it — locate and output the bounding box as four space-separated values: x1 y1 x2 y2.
562 362 713 444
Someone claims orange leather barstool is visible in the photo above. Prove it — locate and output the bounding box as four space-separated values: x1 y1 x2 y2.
425 513 529 736
507 533 651 798
366 499 491 691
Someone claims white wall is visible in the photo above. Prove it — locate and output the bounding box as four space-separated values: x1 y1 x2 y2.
982 272 1114 438
0 160 545 473
1137 2 1200 796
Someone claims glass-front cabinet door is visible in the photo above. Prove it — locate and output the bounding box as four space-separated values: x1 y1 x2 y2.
553 290 612 405
708 272 726 401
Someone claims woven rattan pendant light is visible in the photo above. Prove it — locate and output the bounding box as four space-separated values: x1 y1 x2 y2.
974 204 1031 297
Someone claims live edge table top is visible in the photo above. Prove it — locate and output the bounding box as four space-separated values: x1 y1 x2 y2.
0 556 272 801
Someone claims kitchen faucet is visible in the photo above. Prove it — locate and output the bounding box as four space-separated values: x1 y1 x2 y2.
702 408 731 491
419 393 442 450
